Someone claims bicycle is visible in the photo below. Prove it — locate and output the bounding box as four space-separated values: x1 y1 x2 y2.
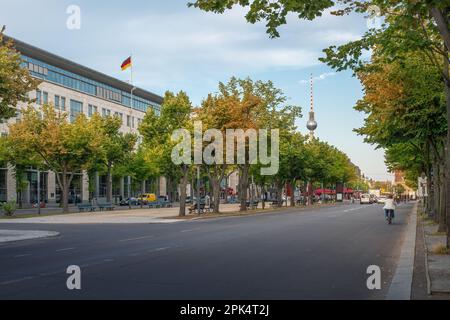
385 209 395 225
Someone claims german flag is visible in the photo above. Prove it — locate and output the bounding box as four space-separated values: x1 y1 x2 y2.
121 56 132 71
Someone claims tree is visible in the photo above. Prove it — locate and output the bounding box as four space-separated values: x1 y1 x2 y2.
99 115 137 203
353 51 447 230
140 91 194 217
189 1 449 49
0 27 40 120
7 105 104 213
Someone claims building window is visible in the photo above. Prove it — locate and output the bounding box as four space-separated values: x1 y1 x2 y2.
70 99 83 122
132 117 135 128
43 91 48 105
88 104 98 117
55 95 60 109
127 115 131 127
61 97 66 111
36 90 42 105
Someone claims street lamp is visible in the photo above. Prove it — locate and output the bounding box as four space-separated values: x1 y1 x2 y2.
197 166 201 215
37 169 41 215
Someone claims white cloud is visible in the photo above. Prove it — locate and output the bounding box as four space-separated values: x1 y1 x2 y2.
299 72 336 84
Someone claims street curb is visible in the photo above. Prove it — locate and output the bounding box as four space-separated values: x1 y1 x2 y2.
386 202 417 300
0 230 60 243
421 210 432 296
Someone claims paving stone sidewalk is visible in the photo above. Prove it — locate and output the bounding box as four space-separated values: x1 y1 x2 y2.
424 223 450 294
0 204 241 224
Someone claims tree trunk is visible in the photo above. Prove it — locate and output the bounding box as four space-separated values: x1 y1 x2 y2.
428 170 435 219
439 162 447 232
430 7 450 53
212 179 221 213
433 163 440 223
179 166 189 217
276 181 284 208
444 43 450 247
106 162 113 203
290 180 296 207
62 172 70 213
261 184 266 210
239 165 250 212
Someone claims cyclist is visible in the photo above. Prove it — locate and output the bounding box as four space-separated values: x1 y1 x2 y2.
384 194 396 221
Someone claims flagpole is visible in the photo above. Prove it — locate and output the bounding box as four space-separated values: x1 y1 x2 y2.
128 54 134 208
130 53 134 131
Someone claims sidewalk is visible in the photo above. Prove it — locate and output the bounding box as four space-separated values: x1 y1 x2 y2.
386 202 417 300
0 203 241 224
423 221 450 295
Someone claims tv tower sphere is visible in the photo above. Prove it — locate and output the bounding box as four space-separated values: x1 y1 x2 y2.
306 74 318 137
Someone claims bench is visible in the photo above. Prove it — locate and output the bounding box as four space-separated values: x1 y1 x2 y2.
188 203 206 214
161 200 173 208
98 203 115 211
78 203 96 212
148 201 162 209
246 201 259 209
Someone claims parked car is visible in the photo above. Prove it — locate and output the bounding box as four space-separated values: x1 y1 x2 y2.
137 193 157 205
119 197 139 206
377 196 387 204
360 194 372 204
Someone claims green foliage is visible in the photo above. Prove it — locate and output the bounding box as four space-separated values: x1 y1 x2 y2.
7 105 104 212
1 201 17 217
188 0 336 38
0 27 41 120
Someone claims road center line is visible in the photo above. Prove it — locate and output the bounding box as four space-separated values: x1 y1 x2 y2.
149 247 170 253
181 228 199 233
0 276 35 286
119 235 154 242
55 247 75 252
13 254 32 258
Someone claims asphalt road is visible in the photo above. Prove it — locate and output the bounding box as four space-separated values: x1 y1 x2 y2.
0 202 413 300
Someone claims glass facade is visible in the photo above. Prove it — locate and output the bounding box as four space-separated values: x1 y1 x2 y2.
0 169 7 202
70 99 83 122
55 95 60 109
22 55 161 114
43 91 48 104
36 90 42 105
61 97 66 111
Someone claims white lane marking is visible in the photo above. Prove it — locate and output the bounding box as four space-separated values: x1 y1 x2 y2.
118 235 154 242
13 254 32 258
55 247 75 252
0 276 35 286
129 252 141 257
181 228 200 233
149 247 170 253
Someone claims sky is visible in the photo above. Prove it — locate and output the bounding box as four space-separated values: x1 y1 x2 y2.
0 0 393 182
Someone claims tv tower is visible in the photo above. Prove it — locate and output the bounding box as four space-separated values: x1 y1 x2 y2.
306 74 318 141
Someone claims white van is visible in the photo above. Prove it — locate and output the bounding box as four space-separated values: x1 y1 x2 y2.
360 194 372 204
